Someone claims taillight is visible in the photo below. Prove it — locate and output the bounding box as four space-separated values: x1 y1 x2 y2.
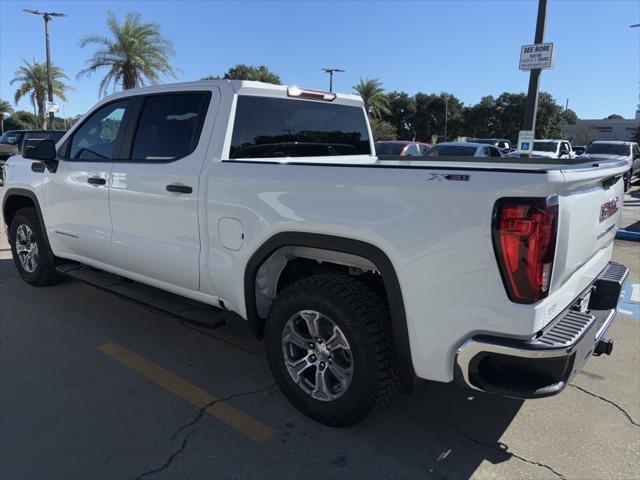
492 197 558 303
287 87 336 102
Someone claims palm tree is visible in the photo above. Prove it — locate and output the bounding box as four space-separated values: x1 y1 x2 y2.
11 59 70 129
78 11 177 96
223 64 281 84
353 78 389 119
0 100 14 134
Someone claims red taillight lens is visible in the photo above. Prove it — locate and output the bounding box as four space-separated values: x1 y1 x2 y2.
492 197 558 303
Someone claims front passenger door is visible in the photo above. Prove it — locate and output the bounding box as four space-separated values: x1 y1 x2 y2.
45 99 133 264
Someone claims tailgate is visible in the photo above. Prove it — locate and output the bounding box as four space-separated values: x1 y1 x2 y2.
551 164 626 292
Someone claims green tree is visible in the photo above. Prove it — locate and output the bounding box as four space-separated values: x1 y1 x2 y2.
11 59 70 129
369 118 397 141
561 108 578 125
3 111 37 131
414 92 464 143
463 95 498 138
606 114 624 120
353 78 389 119
222 65 281 84
0 99 13 134
78 11 177 96
382 91 415 140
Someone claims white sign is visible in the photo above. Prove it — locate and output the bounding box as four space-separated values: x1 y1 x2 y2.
45 101 59 113
519 43 556 70
517 130 535 154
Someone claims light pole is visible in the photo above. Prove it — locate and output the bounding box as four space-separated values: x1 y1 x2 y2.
23 8 67 130
322 68 345 92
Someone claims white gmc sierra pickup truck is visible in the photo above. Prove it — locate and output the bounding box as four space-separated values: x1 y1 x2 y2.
1 80 630 426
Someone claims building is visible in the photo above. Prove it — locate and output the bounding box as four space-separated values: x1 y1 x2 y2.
563 109 639 144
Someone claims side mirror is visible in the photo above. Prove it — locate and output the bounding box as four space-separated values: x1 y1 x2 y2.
23 139 58 172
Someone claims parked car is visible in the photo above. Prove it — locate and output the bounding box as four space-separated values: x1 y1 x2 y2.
0 130 66 184
375 140 431 156
424 142 504 158
581 141 640 191
1 80 629 426
470 138 512 153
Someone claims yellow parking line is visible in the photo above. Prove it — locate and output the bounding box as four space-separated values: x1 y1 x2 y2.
98 342 274 443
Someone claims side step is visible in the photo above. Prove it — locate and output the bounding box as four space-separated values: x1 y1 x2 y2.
56 263 225 329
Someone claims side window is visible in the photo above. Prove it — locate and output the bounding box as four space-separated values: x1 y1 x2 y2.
130 93 210 161
69 100 129 160
490 147 502 157
479 147 490 157
404 144 419 156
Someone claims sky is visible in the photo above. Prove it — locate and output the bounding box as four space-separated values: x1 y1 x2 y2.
0 0 638 119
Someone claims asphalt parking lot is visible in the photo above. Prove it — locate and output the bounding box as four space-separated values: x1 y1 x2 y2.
0 186 639 480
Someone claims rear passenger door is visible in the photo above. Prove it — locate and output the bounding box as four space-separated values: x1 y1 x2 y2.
108 89 216 291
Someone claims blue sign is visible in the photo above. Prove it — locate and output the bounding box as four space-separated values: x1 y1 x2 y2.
521 142 530 151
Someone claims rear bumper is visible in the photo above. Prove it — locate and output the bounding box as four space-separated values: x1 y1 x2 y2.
454 261 629 399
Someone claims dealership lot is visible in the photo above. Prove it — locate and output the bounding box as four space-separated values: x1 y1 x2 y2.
0 187 639 480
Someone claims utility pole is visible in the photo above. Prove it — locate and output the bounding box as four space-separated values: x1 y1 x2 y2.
23 9 67 130
322 68 345 92
565 98 569 111
522 0 548 135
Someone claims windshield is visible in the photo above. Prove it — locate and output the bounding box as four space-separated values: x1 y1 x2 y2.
424 145 477 156
0 131 24 145
375 143 406 155
533 141 558 152
584 143 630 156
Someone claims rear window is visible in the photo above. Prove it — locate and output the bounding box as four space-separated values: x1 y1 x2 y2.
533 141 558 152
584 143 630 156
229 96 371 159
425 145 477 157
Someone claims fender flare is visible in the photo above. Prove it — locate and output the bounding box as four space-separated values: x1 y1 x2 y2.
244 232 415 390
2 188 52 249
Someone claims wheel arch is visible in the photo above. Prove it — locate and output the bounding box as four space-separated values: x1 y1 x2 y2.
2 188 44 230
244 232 415 390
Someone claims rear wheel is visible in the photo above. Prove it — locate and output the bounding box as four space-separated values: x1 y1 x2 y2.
9 208 58 286
265 274 397 426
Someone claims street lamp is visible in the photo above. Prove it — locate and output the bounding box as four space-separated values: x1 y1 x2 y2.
322 68 345 92
23 8 67 130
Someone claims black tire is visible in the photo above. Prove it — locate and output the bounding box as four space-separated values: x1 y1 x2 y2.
9 207 58 286
265 274 397 427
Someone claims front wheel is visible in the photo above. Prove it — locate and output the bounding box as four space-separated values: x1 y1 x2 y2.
9 207 58 286
265 274 397 427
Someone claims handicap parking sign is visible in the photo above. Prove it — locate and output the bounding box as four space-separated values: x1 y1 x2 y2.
521 142 529 150
517 130 535 153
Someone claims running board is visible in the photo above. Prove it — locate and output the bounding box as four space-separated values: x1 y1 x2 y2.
56 263 225 329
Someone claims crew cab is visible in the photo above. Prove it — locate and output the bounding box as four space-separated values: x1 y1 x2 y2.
1 81 629 426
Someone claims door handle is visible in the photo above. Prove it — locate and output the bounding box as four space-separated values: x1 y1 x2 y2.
87 177 106 186
166 184 193 194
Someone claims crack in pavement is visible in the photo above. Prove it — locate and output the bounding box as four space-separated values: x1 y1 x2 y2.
135 383 275 480
402 407 566 479
569 384 640 427
170 382 276 442
136 429 195 480
180 320 265 358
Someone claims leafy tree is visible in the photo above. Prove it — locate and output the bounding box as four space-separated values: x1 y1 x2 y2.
11 59 70 129
222 65 281 84
353 78 389 119
3 111 37 131
414 92 464 143
561 108 578 125
78 11 177 96
463 96 498 138
606 114 624 120
535 92 566 139
382 91 415 140
200 75 221 81
0 99 13 134
369 118 397 141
